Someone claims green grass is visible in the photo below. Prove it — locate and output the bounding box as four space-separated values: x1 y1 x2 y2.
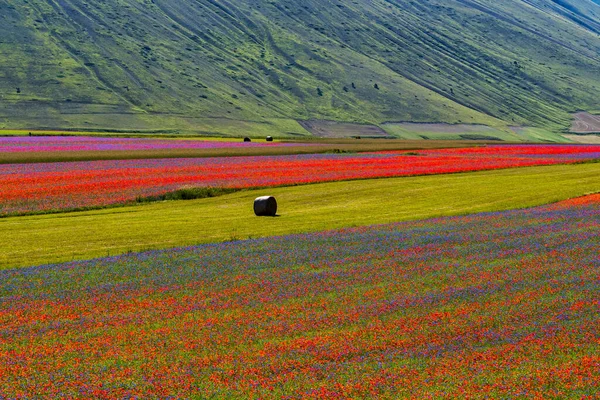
0 117 310 138
382 123 521 141
382 124 573 143
2 0 600 132
509 127 575 143
2 163 599 269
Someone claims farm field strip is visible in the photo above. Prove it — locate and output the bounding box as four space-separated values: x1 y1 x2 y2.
1 144 599 216
0 196 597 398
2 163 599 269
0 139 495 165
0 136 301 152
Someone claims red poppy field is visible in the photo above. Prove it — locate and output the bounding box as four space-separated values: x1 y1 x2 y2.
1 144 599 216
2 136 599 398
0 195 598 398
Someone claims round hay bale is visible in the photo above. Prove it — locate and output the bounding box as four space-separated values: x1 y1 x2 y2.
254 196 277 216
266 136 273 142
243 137 252 142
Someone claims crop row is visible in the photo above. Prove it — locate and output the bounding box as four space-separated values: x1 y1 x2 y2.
0 196 597 397
1 144 599 216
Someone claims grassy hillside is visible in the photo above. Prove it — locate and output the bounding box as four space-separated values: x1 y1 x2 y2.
2 163 599 269
1 0 600 134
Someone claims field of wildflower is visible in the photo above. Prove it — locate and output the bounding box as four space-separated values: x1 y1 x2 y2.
0 195 598 398
0 136 479 164
1 144 599 216
0 136 298 152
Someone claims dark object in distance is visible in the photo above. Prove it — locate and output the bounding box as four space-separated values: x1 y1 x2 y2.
254 196 277 216
266 136 273 142
243 137 251 142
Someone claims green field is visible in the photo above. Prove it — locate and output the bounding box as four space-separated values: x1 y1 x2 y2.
382 124 573 143
0 118 311 138
382 123 520 141
2 163 598 269
509 127 575 143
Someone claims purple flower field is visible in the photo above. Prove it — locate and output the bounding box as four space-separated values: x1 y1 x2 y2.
0 136 293 152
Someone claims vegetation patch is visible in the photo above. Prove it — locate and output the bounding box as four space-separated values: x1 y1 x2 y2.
0 197 597 397
384 123 521 141
137 187 240 202
0 136 297 153
2 163 599 269
298 120 391 138
2 145 598 217
563 134 600 144
459 134 504 141
6 1 600 132
0 137 491 164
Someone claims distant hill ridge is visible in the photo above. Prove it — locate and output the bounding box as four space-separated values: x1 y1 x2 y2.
1 0 600 135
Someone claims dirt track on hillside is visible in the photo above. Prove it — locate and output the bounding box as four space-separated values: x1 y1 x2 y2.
571 112 600 133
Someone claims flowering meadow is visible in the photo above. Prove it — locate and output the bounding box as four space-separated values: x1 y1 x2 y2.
0 196 598 398
1 144 599 216
0 136 291 152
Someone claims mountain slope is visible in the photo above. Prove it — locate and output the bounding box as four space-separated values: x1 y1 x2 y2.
1 0 600 134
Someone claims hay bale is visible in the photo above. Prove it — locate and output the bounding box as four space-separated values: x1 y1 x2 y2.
244 137 252 142
254 196 277 216
266 136 273 142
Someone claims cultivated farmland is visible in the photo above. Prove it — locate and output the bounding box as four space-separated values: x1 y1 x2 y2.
0 196 597 398
1 134 599 398
1 144 599 216
0 135 490 164
1 162 599 269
